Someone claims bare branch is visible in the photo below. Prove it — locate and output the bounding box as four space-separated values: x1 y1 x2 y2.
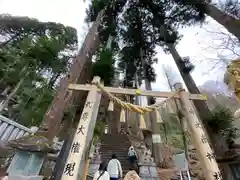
194 19 240 75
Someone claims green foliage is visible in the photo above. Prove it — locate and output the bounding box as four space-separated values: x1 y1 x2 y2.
141 0 205 53
118 1 157 87
169 134 184 149
0 14 77 48
207 105 234 132
13 85 54 127
206 105 239 142
0 15 77 126
171 0 207 22
93 119 106 138
92 49 115 86
86 1 126 86
87 0 206 88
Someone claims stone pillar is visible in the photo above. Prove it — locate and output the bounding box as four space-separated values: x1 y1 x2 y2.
138 162 160 180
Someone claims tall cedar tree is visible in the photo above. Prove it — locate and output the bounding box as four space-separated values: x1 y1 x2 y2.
86 0 127 85
0 15 77 126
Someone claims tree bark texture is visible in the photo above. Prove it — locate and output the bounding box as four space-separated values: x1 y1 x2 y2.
40 10 105 141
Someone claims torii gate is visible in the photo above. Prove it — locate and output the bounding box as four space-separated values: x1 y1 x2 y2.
60 76 222 180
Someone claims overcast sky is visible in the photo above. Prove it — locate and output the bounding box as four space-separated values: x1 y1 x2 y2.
0 0 237 92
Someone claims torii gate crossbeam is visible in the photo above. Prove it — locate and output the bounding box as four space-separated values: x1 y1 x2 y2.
68 83 207 100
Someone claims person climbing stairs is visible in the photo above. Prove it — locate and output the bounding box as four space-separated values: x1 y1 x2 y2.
99 133 133 176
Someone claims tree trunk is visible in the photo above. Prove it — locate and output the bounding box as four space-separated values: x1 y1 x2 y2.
48 73 61 88
0 78 24 112
205 3 240 40
167 42 231 179
39 10 105 141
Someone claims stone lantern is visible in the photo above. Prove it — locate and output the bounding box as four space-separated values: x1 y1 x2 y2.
7 134 58 180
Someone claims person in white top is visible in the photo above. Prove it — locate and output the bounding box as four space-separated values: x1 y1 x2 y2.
128 146 137 167
107 154 123 180
93 162 110 180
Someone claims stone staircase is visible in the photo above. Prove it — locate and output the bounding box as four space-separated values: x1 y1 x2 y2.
99 134 132 175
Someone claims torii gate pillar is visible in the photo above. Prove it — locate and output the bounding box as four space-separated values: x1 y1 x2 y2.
175 83 223 180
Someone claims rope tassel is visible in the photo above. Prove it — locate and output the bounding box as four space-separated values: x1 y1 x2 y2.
120 108 125 122
139 114 147 129
166 101 174 114
155 108 163 123
108 100 114 111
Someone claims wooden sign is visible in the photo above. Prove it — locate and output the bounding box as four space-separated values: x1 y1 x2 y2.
60 77 102 180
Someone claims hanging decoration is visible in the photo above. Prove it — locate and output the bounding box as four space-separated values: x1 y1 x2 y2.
166 101 174 114
139 114 147 129
108 100 114 111
120 108 125 122
155 108 163 123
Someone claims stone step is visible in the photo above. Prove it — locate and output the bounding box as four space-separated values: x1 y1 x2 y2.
100 153 128 156
99 134 132 174
101 141 130 143
101 142 130 145
101 137 129 140
101 142 129 144
101 143 129 145
100 147 129 150
100 152 128 155
101 144 129 147
100 146 129 148
101 138 129 141
100 146 130 150
101 134 129 137
101 148 129 151
101 139 129 142
99 152 128 156
100 150 129 154
101 139 129 141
